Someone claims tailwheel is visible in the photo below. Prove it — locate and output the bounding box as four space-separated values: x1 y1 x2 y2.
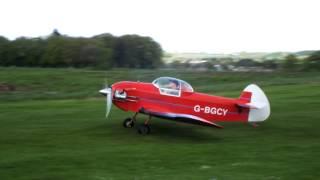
138 124 151 135
251 122 259 128
123 118 134 128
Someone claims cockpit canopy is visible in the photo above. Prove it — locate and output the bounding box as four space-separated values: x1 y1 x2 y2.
152 77 194 97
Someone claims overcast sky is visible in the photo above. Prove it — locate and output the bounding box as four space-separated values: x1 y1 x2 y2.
1 0 319 53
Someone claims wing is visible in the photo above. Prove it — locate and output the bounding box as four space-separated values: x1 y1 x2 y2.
139 107 223 129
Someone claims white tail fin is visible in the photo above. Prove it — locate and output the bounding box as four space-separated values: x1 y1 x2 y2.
243 84 271 122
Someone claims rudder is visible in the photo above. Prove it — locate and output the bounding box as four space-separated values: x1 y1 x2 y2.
241 84 271 122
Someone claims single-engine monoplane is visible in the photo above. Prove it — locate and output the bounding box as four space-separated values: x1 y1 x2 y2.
99 77 270 134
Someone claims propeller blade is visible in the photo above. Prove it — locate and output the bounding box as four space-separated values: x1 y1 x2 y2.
105 88 112 119
99 87 112 119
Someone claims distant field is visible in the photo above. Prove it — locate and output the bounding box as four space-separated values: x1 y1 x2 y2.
0 67 320 179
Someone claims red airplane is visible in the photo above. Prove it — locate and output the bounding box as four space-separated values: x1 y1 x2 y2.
99 77 270 134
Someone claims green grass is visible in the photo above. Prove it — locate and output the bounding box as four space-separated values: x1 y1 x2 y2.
0 67 320 179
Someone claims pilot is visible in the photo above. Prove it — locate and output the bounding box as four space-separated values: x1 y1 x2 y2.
168 80 179 90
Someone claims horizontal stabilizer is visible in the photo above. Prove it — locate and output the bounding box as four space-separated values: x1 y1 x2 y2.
237 101 267 109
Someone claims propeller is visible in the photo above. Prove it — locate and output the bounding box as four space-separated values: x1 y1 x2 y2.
99 85 113 119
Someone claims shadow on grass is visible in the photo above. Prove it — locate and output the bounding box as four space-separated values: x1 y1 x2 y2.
81 119 223 143
147 122 222 143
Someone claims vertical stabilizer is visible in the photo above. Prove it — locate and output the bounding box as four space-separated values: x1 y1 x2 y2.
242 84 271 122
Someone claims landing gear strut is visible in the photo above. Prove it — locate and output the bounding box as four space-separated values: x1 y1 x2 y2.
123 113 152 135
122 113 138 128
138 115 151 135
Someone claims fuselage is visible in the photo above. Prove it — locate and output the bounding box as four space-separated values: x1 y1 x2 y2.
111 81 249 123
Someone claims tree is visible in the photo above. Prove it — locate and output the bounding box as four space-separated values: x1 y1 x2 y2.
114 35 163 68
139 37 163 68
282 54 299 71
52 29 61 37
304 51 320 71
0 32 163 69
41 36 67 67
0 36 9 66
24 38 47 66
7 37 31 66
71 38 113 68
236 59 258 67
92 34 117 68
260 60 279 70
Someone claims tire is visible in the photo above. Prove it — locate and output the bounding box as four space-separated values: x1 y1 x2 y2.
138 124 151 135
123 118 134 128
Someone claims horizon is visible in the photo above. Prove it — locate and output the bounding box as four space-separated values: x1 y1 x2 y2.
1 0 319 54
1 31 318 54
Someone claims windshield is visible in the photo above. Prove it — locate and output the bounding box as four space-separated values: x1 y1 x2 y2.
180 80 194 92
152 77 193 96
153 77 180 90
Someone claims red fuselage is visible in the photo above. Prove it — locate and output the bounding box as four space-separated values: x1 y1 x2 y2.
111 81 249 124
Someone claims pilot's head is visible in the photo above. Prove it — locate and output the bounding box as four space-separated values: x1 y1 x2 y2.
169 80 179 90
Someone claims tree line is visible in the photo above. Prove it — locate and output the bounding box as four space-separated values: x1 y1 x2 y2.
0 30 163 69
167 51 320 72
282 52 320 71
234 52 320 71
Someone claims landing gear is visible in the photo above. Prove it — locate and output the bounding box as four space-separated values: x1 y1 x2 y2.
123 113 138 128
138 115 152 135
123 118 134 128
123 113 152 135
138 124 151 135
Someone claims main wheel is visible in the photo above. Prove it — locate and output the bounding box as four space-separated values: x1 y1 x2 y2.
123 118 134 128
138 124 151 135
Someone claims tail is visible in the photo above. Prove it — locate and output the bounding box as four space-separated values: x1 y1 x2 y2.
238 84 271 122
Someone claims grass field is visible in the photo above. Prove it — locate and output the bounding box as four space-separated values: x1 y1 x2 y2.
0 67 320 180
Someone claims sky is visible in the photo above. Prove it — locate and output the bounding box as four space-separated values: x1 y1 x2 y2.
0 0 319 53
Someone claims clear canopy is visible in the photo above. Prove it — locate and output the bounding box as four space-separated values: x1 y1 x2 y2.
152 77 194 96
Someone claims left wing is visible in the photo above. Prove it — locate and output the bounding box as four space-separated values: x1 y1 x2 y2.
139 107 223 128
